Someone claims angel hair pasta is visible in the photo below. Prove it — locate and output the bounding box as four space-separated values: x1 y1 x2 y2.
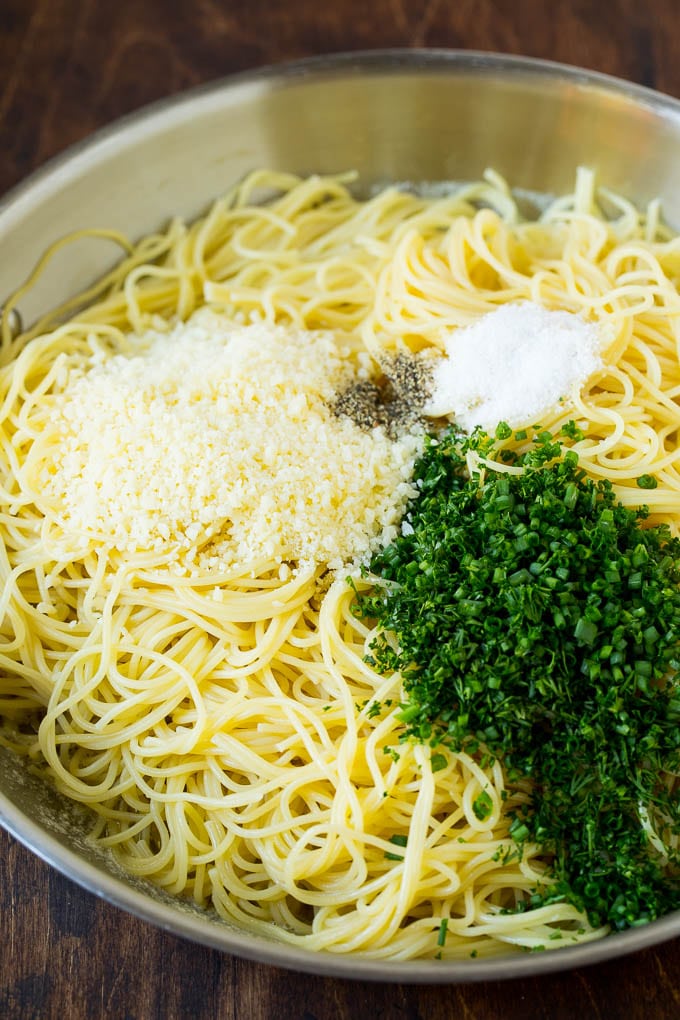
1 166 680 960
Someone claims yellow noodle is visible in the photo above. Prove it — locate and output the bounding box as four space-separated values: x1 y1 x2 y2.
2 167 679 960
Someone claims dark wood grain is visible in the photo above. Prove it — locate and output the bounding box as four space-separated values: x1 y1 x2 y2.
2 2 680 1017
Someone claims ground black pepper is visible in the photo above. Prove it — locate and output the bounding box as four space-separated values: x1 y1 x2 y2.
333 353 434 438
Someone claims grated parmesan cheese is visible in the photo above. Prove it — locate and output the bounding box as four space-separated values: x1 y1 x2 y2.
40 309 423 574
423 302 603 430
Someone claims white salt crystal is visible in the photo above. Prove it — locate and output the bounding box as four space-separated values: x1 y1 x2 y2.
423 302 603 430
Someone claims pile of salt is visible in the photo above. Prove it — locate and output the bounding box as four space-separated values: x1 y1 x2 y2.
423 302 603 431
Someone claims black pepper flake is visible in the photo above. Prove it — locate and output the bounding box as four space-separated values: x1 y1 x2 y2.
332 353 434 438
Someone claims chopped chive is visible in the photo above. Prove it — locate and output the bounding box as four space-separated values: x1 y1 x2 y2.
354 424 680 930
472 790 493 821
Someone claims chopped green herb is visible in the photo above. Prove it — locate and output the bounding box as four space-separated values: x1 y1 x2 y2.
389 833 408 847
637 474 658 489
356 426 680 929
384 834 407 861
430 752 448 773
561 420 585 441
472 789 493 821
437 918 448 946
509 819 530 844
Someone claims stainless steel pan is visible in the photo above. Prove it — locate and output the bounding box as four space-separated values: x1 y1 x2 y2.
1 50 680 982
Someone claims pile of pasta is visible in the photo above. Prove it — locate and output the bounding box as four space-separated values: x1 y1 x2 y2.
1 167 680 959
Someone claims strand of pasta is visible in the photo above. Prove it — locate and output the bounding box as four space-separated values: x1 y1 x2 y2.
1 168 676 958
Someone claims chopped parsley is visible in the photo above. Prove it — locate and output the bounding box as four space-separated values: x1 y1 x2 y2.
356 425 680 929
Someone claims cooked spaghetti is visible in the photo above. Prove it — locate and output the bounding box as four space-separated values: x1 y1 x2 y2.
1 167 680 959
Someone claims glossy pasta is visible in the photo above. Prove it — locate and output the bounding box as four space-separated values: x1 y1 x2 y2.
1 167 679 959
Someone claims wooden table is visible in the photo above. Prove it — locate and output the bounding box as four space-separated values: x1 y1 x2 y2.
2 1 680 1017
